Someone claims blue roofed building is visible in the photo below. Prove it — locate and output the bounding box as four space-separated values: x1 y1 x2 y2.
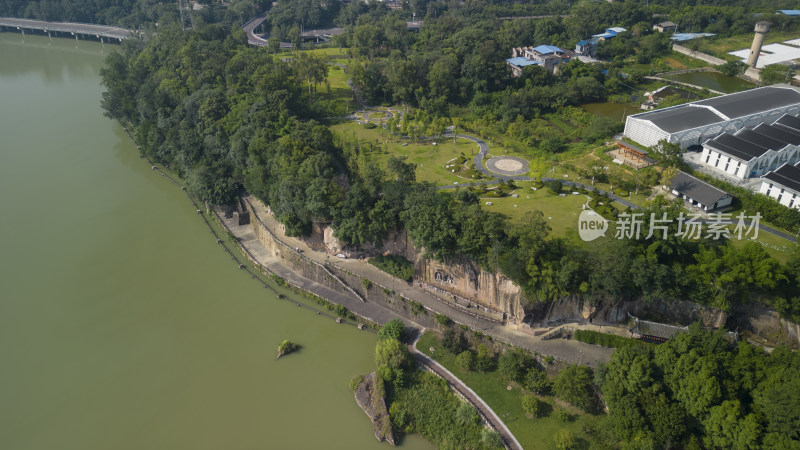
778 9 800 16
671 32 716 42
507 44 572 76
592 27 625 42
575 39 598 57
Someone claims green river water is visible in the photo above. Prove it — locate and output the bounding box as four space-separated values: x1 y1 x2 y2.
0 33 431 450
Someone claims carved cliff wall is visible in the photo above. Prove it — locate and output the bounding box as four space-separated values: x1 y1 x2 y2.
414 256 525 323
296 220 799 347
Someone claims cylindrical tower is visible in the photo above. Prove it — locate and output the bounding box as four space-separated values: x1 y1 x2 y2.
746 21 772 68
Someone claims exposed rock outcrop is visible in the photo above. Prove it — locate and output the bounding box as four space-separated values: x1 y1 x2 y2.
354 372 395 445
415 256 524 323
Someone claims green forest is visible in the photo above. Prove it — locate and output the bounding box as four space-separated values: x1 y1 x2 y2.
94 0 800 319
16 0 800 447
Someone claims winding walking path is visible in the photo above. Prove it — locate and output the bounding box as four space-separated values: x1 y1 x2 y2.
408 328 523 450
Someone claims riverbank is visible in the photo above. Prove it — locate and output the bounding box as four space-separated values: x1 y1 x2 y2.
119 127 523 449
0 32 416 449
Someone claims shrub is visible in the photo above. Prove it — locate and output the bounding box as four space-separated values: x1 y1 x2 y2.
378 318 406 342
481 429 504 449
350 374 364 391
554 429 575 449
524 367 549 394
548 180 563 194
456 402 480 426
456 350 475 372
522 395 542 418
498 349 529 382
556 408 571 422
361 278 373 290
409 300 425 316
434 313 452 327
553 365 597 413
443 328 468 354
369 254 414 281
475 344 494 372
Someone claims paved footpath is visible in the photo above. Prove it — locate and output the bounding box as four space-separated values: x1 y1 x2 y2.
408 328 524 450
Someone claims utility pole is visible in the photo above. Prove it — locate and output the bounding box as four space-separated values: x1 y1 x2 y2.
178 0 194 31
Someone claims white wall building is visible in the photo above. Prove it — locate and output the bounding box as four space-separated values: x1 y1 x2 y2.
699 114 800 179
759 162 800 209
623 84 800 148
669 171 734 211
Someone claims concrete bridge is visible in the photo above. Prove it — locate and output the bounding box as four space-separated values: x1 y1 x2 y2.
0 17 133 42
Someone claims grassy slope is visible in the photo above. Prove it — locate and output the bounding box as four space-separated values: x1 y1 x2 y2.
330 122 489 186
416 331 602 450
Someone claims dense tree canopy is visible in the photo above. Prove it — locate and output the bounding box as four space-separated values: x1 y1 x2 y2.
601 325 800 448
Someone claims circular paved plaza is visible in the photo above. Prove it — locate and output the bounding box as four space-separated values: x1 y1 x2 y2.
362 109 395 122
486 156 530 176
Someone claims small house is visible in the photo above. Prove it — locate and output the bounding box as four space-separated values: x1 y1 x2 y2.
669 171 734 212
652 21 677 33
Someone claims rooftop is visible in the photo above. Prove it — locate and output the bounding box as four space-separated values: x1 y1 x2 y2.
671 32 716 41
533 44 563 55
506 57 539 67
593 31 616 39
656 21 676 27
670 171 731 206
753 122 800 145
695 86 800 119
763 162 800 194
735 128 786 151
778 9 800 15
628 85 800 134
707 133 770 161
631 105 725 133
774 114 800 134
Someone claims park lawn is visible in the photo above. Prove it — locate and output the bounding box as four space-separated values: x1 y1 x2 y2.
315 64 352 116
330 122 484 185
727 226 796 264
281 46 349 58
416 331 601 450
481 182 590 235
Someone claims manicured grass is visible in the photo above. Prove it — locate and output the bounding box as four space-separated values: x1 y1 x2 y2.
727 228 796 264
280 46 350 58
416 331 601 450
316 64 352 116
480 182 590 235
330 122 487 186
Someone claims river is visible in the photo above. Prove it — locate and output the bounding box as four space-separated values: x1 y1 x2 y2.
0 32 430 450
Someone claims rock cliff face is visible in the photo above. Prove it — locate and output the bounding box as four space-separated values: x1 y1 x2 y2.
526 295 799 348
415 256 525 323
306 222 525 322
303 221 799 347
354 372 394 445
303 225 415 260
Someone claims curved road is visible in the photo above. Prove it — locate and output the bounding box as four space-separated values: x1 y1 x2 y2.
408 329 523 450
